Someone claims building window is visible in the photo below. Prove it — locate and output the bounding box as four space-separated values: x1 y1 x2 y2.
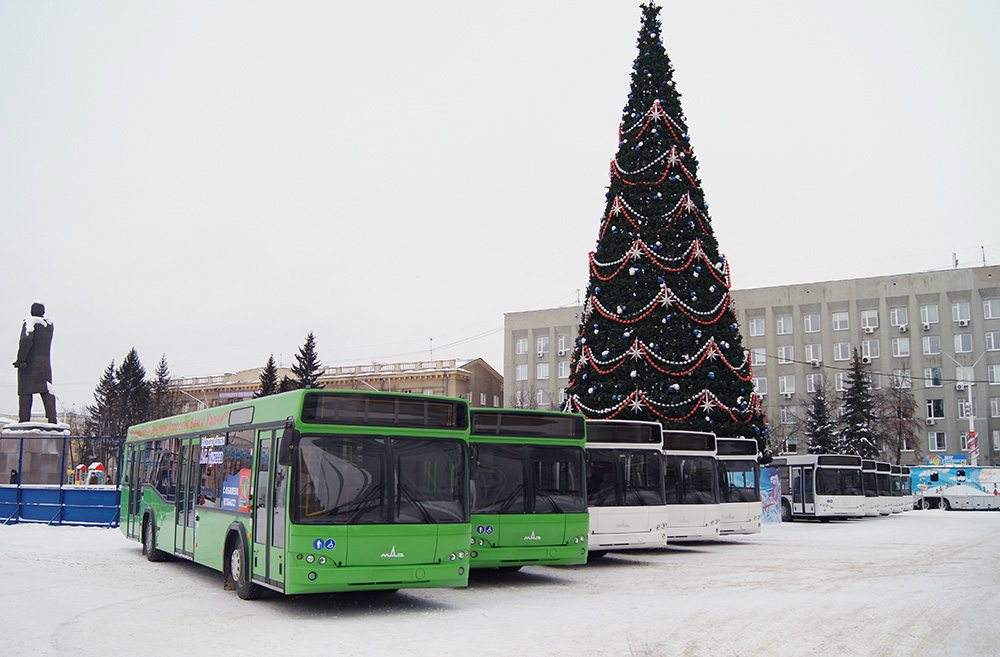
954 334 973 353
537 336 549 356
921 304 939 326
960 433 970 451
994 430 1000 452
987 331 1000 352
480 393 486 405
893 369 912 388
516 364 528 381
537 389 549 407
558 388 568 406
861 339 880 360
832 312 850 331
750 348 766 367
807 373 824 393
924 367 943 387
516 338 528 355
805 344 822 363
753 377 767 395
558 361 571 379
929 432 947 452
867 372 882 390
985 299 1000 320
989 364 1000 385
901 437 913 452
835 372 849 391
890 307 908 328
891 337 910 357
992 397 1000 418
778 346 794 364
749 317 765 337
923 335 941 355
779 375 795 396
557 334 570 356
780 406 797 424
926 399 944 419
493 395 499 407
536 363 549 380
834 342 852 361
952 301 971 323
861 309 880 331
776 315 793 335
804 314 821 333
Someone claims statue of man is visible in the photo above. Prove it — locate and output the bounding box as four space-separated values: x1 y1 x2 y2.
13 302 57 423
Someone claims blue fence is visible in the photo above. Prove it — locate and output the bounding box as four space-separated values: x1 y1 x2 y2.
0 435 124 527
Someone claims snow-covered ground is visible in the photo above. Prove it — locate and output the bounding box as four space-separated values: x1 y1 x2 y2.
3 510 998 656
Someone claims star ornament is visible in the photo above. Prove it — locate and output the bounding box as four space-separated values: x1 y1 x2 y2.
628 396 644 413
700 396 715 413
610 197 625 216
627 242 643 261
627 341 644 361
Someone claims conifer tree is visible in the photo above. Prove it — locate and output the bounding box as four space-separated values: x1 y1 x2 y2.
565 3 766 443
291 333 323 389
116 348 150 430
257 355 279 398
86 361 119 436
838 350 880 459
804 385 839 454
148 354 176 420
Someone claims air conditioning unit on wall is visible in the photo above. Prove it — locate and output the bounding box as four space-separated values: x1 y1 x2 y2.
899 325 908 333
958 319 970 327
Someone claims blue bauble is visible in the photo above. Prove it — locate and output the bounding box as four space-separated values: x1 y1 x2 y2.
708 372 715 379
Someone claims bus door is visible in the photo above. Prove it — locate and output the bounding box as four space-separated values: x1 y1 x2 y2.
252 430 286 590
125 445 142 539
174 441 198 556
791 466 816 516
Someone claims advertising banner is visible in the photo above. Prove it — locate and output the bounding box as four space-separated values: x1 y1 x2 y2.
761 467 782 523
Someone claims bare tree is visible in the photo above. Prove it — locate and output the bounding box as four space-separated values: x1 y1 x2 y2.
876 374 924 464
507 382 539 409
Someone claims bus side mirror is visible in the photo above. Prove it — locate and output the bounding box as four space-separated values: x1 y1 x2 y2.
277 418 300 466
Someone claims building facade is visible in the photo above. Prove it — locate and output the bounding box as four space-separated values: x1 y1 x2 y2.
504 266 1000 466
171 358 503 413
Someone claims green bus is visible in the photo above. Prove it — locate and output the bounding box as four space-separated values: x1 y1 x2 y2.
467 408 589 569
120 389 472 599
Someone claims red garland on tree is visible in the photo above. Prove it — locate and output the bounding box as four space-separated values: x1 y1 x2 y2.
565 3 767 444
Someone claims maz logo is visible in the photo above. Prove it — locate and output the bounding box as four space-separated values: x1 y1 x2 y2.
381 546 405 558
524 531 542 541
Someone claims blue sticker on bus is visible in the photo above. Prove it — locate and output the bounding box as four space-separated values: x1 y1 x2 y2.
313 539 324 550
477 525 485 534
325 539 336 550
485 525 494 535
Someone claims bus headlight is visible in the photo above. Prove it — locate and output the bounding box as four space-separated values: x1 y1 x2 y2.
458 551 466 559
450 553 457 561
306 554 315 564
308 572 317 581
471 551 478 558
319 556 326 565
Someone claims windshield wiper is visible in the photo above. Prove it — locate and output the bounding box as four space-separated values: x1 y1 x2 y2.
347 483 384 524
535 487 565 514
623 479 649 506
497 483 525 514
398 483 436 524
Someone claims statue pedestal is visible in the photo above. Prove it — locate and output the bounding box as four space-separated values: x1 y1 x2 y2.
1 422 71 438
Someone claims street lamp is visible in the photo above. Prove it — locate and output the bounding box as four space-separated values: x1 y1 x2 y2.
942 350 985 467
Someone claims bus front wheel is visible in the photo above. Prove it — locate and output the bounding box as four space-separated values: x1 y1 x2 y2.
143 517 165 563
227 536 263 600
941 498 951 511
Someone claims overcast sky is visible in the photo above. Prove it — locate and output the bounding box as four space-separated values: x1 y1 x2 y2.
2 1 997 413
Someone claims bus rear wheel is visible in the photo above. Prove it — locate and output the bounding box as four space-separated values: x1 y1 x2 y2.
780 500 792 523
941 498 951 511
143 518 165 563
227 537 263 600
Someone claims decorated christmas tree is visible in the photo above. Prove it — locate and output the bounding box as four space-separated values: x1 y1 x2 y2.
565 3 766 443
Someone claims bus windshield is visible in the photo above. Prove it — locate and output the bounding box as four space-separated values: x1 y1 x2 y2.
472 443 587 514
815 467 863 496
665 455 718 505
293 434 467 525
718 460 759 503
587 449 664 507
863 471 878 497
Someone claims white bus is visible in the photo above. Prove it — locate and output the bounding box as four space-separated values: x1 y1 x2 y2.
900 466 913 511
662 430 720 541
860 460 880 517
770 454 864 521
890 465 911 513
875 461 893 515
715 437 761 536
585 420 669 556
